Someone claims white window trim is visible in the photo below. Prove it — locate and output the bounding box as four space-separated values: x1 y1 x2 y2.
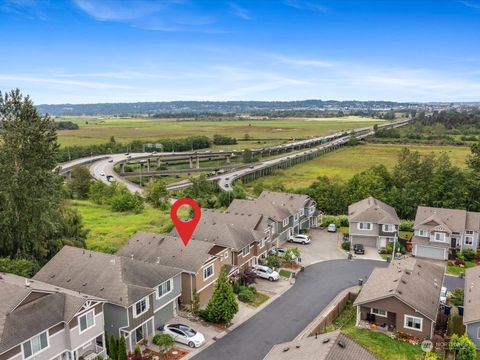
299 208 304 216
357 222 372 231
417 230 429 237
133 297 150 318
157 279 173 299
223 251 229 260
433 232 446 243
465 236 473 245
477 327 480 339
382 224 395 233
371 308 388 318
22 330 49 360
242 245 250 257
466 230 474 235
282 218 289 227
404 315 423 332
79 309 96 334
203 264 214 281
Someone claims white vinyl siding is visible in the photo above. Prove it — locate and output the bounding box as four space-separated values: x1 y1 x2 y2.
157 279 172 299
133 297 149 318
22 331 48 359
358 222 372 231
404 315 423 331
203 264 214 280
371 308 388 317
79 309 95 334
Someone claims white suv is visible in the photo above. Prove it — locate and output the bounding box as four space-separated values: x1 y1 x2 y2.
252 265 280 281
289 234 311 244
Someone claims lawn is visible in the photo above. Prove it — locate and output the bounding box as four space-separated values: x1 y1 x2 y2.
446 261 476 276
279 269 293 278
250 292 270 307
71 200 173 253
56 116 384 147
246 143 471 189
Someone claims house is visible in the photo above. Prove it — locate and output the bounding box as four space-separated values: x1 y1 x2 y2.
33 246 182 352
228 190 318 247
172 209 269 270
354 258 445 339
0 272 106 360
463 266 480 349
117 232 231 308
412 206 480 260
348 197 400 249
263 330 379 360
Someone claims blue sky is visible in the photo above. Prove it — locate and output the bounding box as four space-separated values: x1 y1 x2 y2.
1 0 479 104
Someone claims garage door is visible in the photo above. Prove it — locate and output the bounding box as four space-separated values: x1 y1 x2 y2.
415 245 446 260
352 236 377 248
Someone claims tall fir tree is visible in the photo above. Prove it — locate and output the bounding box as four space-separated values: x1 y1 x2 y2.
117 336 127 360
108 335 117 360
204 267 238 323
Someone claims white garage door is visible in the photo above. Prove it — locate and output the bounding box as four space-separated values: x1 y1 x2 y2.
415 245 446 260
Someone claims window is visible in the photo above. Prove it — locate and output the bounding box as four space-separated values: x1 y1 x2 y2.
260 238 266 248
283 218 289 227
242 245 250 257
477 327 480 339
271 225 276 234
294 213 299 221
465 236 473 245
371 308 388 317
203 264 214 280
417 230 429 237
466 230 474 235
434 232 446 242
358 222 372 231
404 315 423 331
22 331 48 359
382 224 395 232
157 279 172 298
134 298 149 318
223 251 229 261
299 208 304 216
79 310 95 333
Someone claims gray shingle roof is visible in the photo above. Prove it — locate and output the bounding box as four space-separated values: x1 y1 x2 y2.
348 197 400 225
0 273 100 354
263 331 379 360
117 232 218 273
413 206 479 233
34 246 181 307
464 266 480 324
354 258 445 321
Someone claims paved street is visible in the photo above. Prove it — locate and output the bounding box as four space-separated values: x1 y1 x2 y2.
444 274 464 292
192 259 388 360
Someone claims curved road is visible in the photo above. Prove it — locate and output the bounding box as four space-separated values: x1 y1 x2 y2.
192 259 388 360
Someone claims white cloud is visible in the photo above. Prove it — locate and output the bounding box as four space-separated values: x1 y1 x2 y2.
228 2 252 20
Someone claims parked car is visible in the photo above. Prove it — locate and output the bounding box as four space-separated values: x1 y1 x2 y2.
288 234 311 244
327 224 337 233
440 286 447 304
353 244 365 255
100 171 105 176
269 247 298 262
159 324 205 348
252 265 280 281
108 159 114 163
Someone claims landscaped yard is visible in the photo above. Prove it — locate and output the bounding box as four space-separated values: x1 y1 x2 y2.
250 292 270 307
279 269 293 278
447 261 476 276
71 200 173 253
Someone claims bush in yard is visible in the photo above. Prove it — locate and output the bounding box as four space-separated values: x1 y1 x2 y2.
399 219 414 232
461 249 476 262
134 346 141 356
341 241 351 251
238 289 255 303
449 288 465 306
265 255 281 269
118 336 127 360
248 286 257 294
232 281 241 294
153 334 174 353
385 242 405 255
203 267 239 323
191 289 200 315
449 334 476 360
448 315 465 336
239 268 256 286
455 258 466 266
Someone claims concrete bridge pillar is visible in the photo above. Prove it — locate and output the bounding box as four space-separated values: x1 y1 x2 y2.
157 158 161 167
189 157 193 168
120 163 125 175
147 159 150 172
66 171 72 180
226 155 230 164
196 156 200 169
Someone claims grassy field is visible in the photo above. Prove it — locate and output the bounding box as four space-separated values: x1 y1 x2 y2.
55 116 385 147
72 200 173 253
246 143 471 190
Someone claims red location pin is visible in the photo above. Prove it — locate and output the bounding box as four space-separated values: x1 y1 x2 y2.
170 198 201 246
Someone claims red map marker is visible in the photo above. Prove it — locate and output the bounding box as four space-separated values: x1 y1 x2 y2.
170 198 201 246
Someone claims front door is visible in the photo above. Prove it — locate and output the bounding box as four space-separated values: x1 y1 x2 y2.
451 237 458 248
135 326 144 344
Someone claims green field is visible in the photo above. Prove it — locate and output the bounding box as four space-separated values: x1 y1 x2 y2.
72 200 173 253
56 116 385 147
246 143 471 189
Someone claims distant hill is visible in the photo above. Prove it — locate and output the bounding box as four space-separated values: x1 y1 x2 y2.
36 100 479 117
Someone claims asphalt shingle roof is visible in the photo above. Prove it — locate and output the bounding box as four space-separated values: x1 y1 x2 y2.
348 197 400 225
464 266 480 324
413 206 480 233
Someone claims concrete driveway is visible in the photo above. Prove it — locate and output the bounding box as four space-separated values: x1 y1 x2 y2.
285 228 344 266
191 259 388 360
350 245 385 262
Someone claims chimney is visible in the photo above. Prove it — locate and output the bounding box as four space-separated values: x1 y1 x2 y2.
25 279 31 287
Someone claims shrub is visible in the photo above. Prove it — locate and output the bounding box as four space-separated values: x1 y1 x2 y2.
265 255 281 269
449 288 464 306
152 334 174 353
232 281 241 294
248 286 257 294
191 289 200 315
461 249 476 262
0 258 40 277
238 289 255 303
399 219 414 232
385 242 405 255
239 269 256 286
110 190 144 213
321 215 348 228
448 315 465 336
134 346 141 356
341 241 351 251
203 267 238 323
455 258 466 266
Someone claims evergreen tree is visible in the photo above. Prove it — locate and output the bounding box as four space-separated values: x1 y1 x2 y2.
117 336 127 360
109 335 117 360
204 267 238 323
0 89 63 261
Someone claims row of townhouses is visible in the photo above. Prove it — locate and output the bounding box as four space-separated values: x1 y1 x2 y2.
0 191 318 360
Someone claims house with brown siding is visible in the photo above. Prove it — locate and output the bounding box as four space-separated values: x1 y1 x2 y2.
0 273 106 360
354 258 444 339
348 197 400 249
117 232 231 308
34 246 182 352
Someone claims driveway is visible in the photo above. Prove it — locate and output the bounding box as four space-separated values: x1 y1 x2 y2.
191 259 388 360
285 228 344 266
444 274 464 292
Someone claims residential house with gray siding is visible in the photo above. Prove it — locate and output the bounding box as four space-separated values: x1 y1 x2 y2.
464 266 480 348
412 206 480 261
348 197 400 249
34 246 182 352
0 273 106 360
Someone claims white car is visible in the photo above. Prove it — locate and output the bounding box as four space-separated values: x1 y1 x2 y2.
252 265 280 281
100 171 105 176
269 248 298 262
440 286 447 304
159 323 205 348
327 224 337 233
289 234 311 244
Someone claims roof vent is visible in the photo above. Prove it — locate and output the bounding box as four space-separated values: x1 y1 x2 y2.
282 347 289 353
401 279 407 284
156 257 160 264
322 338 330 344
131 254 134 260
337 341 346 349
